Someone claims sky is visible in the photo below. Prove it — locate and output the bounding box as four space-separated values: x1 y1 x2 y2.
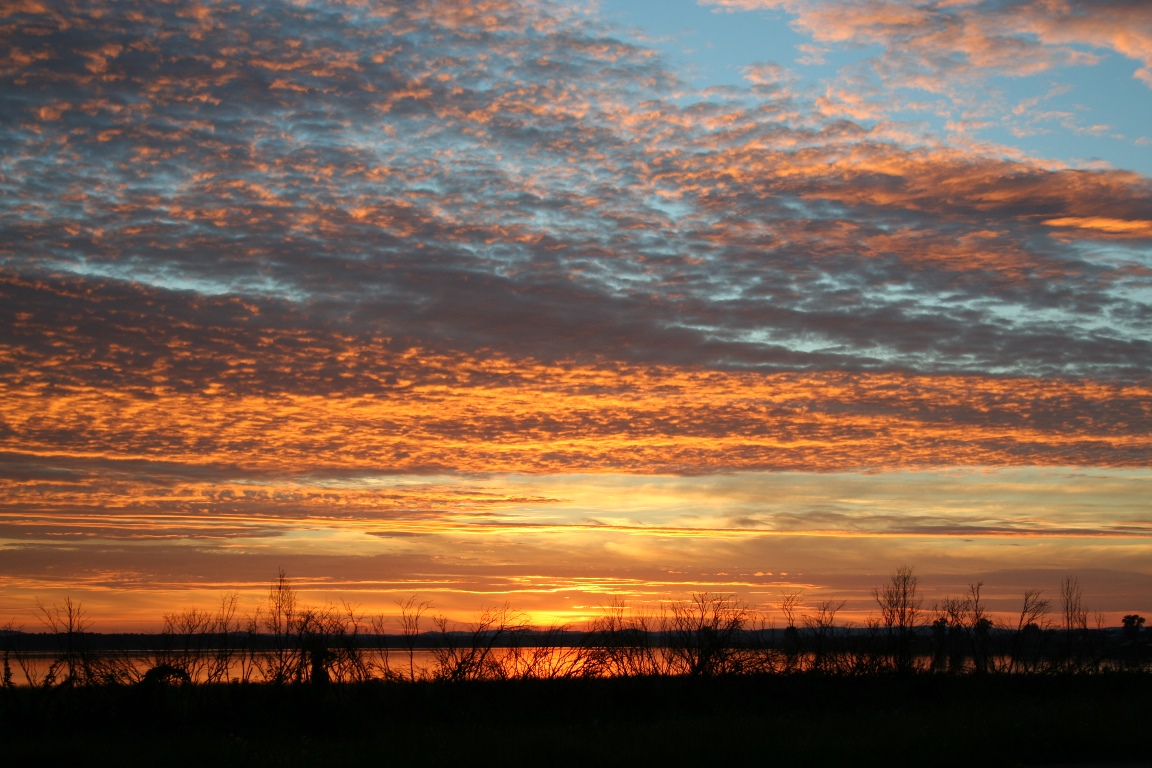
1 0 1150 632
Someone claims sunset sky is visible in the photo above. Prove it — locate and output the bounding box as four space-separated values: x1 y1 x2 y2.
2 0 1150 632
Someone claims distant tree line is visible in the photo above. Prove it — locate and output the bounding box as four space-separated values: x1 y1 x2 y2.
2 566 1148 688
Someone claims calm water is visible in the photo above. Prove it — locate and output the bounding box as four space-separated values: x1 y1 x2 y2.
5 646 594 685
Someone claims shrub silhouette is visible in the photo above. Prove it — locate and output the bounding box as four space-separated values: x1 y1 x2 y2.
873 565 922 673
8 566 1149 688
665 593 753 677
140 663 192 686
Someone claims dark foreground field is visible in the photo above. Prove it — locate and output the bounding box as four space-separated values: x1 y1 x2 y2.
3 674 1151 767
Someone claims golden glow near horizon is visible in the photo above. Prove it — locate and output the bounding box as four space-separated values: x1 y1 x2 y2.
2 0 1151 632
2 466 1150 630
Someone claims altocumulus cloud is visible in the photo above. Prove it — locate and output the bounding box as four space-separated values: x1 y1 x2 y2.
0 0 1150 531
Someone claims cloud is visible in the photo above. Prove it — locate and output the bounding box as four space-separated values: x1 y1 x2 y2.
702 0 1152 161
0 0 1150 626
1043 216 1152 238
704 1 1152 88
0 1 1150 486
4 276 1151 477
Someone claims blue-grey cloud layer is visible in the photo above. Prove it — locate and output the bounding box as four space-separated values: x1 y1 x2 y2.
3 0 1150 381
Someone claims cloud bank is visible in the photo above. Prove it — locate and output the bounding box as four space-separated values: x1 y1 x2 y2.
1 0 1149 624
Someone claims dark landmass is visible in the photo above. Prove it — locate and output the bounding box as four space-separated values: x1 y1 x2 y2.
5 575 1148 765
0 625 1143 649
2 674 1150 767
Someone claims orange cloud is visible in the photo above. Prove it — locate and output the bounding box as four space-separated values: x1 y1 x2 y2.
706 1 1151 86
3 356 1148 475
1043 216 1152 238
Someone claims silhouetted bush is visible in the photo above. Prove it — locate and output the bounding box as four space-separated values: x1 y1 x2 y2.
4 567 1148 692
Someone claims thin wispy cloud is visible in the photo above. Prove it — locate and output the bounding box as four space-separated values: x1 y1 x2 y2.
706 0 1152 152
705 1 1152 88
